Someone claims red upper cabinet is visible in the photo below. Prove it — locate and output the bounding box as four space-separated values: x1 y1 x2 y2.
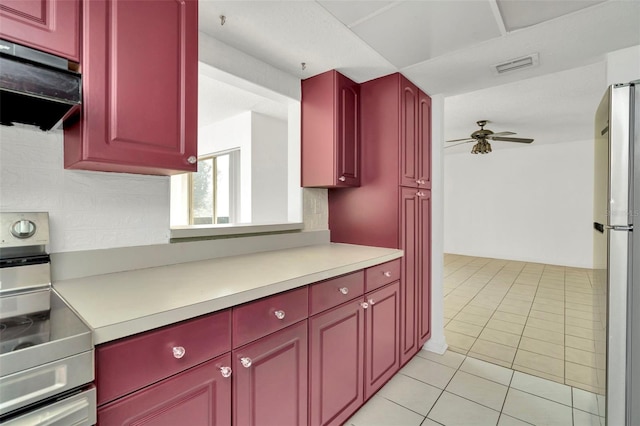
400 76 431 189
302 70 360 188
64 0 198 175
0 0 80 61
418 91 432 189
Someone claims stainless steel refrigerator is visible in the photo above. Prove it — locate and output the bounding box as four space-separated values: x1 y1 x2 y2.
594 80 640 425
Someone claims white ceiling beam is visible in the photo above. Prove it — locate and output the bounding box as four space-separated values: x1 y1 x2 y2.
488 0 508 36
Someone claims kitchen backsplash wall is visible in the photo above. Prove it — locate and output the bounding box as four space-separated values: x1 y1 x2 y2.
0 125 329 253
302 187 328 232
0 125 171 253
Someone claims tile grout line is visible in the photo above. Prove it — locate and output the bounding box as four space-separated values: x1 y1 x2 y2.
511 264 544 372
453 260 527 361
446 259 518 355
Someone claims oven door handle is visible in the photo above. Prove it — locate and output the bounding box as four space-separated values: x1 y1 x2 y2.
1 387 96 426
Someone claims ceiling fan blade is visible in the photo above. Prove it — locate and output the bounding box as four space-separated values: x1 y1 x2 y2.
446 138 474 143
490 131 516 136
488 136 534 143
444 140 475 148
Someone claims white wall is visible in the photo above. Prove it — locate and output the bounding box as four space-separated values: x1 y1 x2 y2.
199 112 253 223
0 125 170 253
423 94 447 354
606 45 640 85
444 140 594 268
251 113 288 223
192 111 290 225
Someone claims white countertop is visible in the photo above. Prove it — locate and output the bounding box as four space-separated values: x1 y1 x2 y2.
54 243 402 345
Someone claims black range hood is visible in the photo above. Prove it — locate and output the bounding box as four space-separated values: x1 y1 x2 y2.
0 39 81 131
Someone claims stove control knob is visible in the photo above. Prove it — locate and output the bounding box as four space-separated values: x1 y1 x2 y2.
10 220 36 239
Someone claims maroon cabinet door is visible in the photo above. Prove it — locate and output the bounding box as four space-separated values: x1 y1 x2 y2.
399 187 419 365
336 72 360 187
301 69 360 188
309 299 365 426
97 353 232 425
418 191 432 346
418 91 432 189
399 77 419 188
0 0 80 61
399 77 431 189
233 321 308 426
364 281 401 399
64 0 198 175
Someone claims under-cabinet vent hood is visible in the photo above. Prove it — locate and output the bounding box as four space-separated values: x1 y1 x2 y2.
0 39 81 131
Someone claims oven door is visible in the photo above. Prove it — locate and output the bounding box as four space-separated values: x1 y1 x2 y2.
0 350 93 417
0 387 96 426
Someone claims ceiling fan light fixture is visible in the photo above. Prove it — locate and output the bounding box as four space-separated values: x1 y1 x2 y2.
471 140 492 154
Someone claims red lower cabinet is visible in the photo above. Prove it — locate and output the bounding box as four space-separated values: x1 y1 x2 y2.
309 281 400 426
233 321 308 426
96 261 408 426
364 281 401 399
309 299 365 426
97 354 232 425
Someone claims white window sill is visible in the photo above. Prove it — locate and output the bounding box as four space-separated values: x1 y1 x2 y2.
170 222 305 240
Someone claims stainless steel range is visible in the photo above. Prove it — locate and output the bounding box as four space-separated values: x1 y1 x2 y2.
0 212 96 425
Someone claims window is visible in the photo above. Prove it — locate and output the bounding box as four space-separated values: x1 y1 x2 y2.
170 61 303 234
190 150 239 225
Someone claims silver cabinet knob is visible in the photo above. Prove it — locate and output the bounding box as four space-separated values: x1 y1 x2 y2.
360 301 369 309
220 366 232 378
383 271 392 278
274 310 286 320
338 176 346 182
240 357 252 368
187 155 197 164
172 346 186 359
339 287 349 295
368 299 375 306
416 191 425 197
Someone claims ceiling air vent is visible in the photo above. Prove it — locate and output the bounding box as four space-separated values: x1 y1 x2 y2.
493 53 539 75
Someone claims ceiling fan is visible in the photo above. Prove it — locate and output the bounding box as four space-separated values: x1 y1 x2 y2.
446 120 534 154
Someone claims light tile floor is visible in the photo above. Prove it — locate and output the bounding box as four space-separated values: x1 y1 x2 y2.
442 254 606 395
346 350 606 426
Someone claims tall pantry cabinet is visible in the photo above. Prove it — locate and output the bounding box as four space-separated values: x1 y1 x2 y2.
329 73 432 365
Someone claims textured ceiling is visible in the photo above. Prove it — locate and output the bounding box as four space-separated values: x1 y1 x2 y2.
198 0 640 145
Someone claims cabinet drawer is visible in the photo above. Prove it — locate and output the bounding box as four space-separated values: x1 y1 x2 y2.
98 353 232 425
309 271 364 316
365 259 401 292
96 310 231 406
233 287 308 348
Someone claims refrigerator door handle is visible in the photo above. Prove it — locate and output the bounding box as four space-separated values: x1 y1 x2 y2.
606 225 634 231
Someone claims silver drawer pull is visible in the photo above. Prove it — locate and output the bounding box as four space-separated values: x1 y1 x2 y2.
339 287 349 295
172 346 186 359
368 299 375 306
360 301 369 309
274 310 286 320
241 357 252 368
383 271 392 277
220 366 232 378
